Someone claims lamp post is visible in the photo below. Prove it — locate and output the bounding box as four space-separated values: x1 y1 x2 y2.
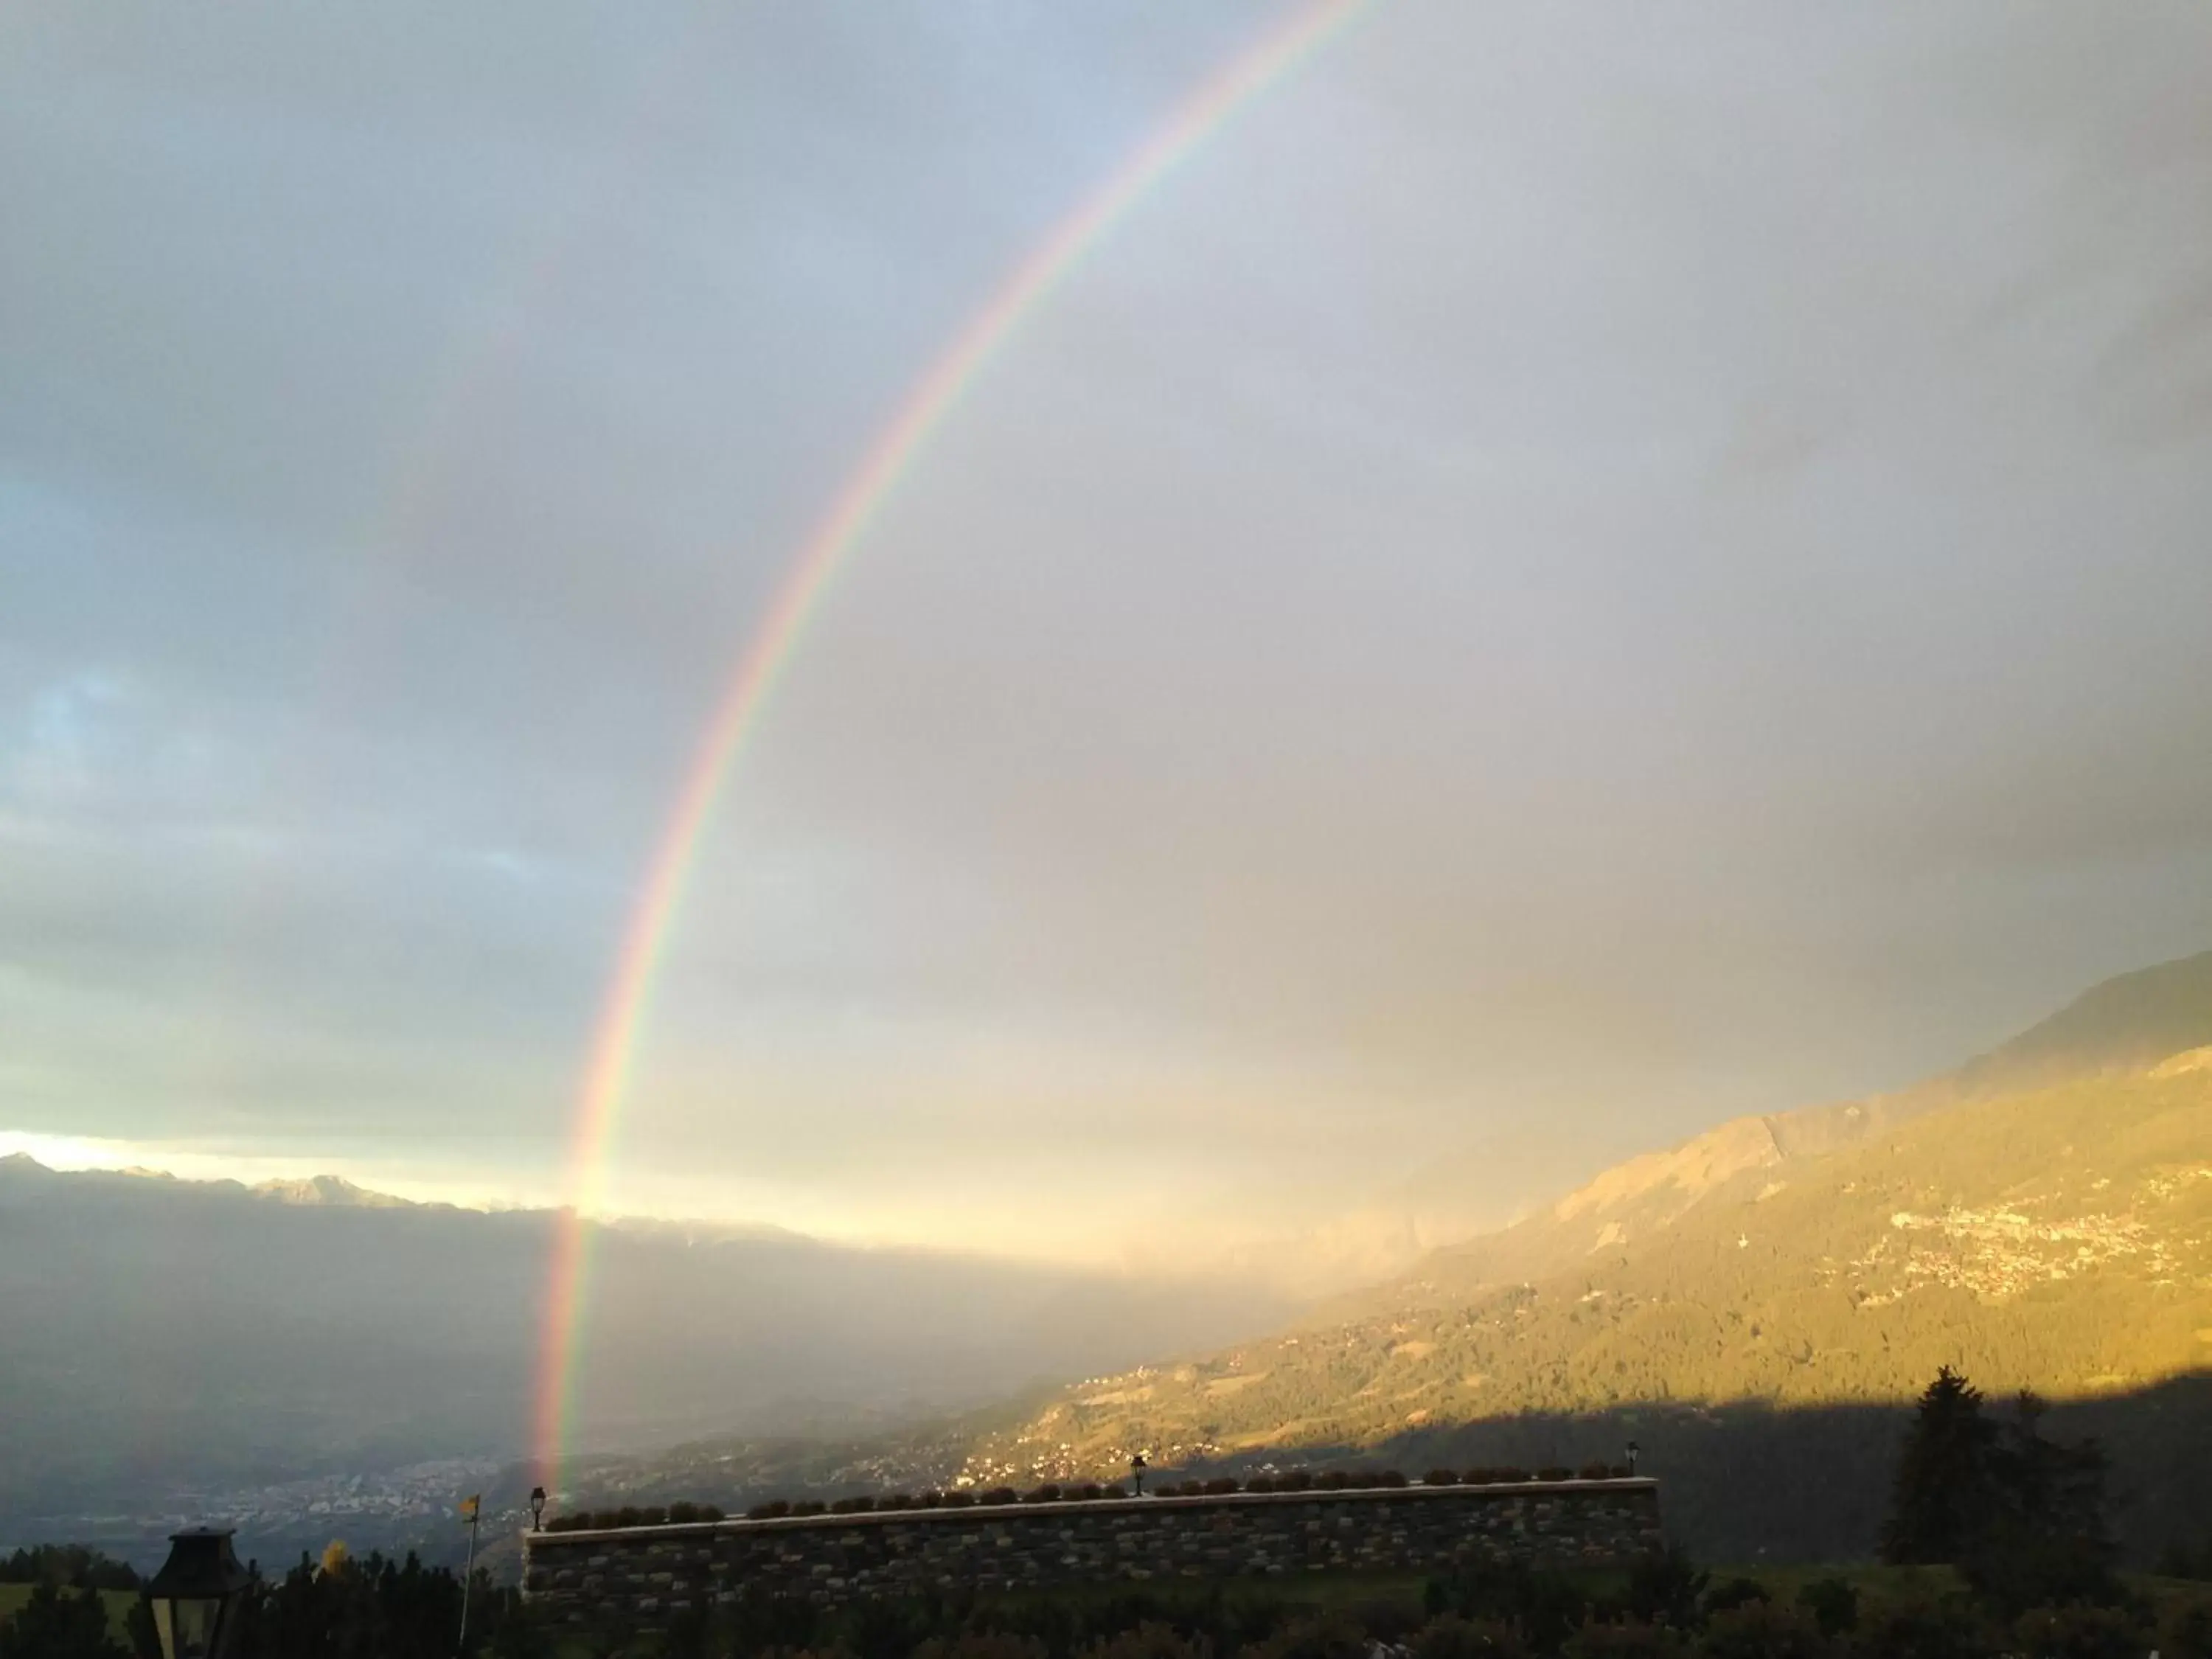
145 1528 251 1659
1625 1441 1641 1476
529 1486 547 1531
1130 1454 1147 1498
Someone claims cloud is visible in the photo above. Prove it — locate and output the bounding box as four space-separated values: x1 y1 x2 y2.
3 0 2211 1270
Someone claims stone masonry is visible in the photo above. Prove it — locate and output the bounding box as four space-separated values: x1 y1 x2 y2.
522 1478 1663 1634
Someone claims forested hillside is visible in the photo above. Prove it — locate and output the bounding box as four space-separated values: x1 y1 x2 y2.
930 956 2212 1561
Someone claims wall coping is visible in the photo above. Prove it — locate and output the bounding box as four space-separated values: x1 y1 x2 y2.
525 1477 1659 1547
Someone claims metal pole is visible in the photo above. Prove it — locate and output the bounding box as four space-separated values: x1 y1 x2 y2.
457 1506 480 1654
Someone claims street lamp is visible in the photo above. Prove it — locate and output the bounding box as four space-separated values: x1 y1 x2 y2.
1130 1454 1147 1497
145 1528 251 1659
529 1486 547 1530
1625 1441 1641 1476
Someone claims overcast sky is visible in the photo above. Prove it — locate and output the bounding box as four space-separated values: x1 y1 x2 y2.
4 1 2210 1275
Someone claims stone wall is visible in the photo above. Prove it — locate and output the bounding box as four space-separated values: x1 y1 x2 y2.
523 1478 1663 1634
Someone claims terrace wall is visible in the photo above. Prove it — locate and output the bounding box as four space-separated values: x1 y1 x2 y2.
521 1478 1663 1634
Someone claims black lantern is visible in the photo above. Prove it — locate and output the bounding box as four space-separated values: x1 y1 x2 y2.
145 1528 251 1659
1625 1441 1641 1475
1130 1453 1147 1497
529 1486 547 1529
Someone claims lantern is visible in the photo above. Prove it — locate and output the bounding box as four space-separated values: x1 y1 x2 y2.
145 1528 251 1659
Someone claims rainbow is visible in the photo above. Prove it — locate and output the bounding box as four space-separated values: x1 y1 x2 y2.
533 0 1369 1485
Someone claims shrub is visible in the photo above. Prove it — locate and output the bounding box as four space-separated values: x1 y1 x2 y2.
1702 1579 1767 1616
1316 1471 1352 1491
914 1635 1050 1659
1425 1469 1463 1487
940 1492 975 1508
1412 1615 1526 1659
791 1500 826 1517
1852 1599 1998 1659
2011 1604 2149 1659
1376 1470 1409 1488
1076 1484 1103 1501
1490 1468 1531 1484
876 1493 911 1512
981 1487 1019 1507
1623 1549 1708 1630
1697 1602 1828 1659
1276 1470 1313 1492
1102 1483 1127 1499
829 1495 874 1514
747 1500 790 1520
2160 1599 2212 1659
1792 1579 1856 1637
613 1506 643 1528
914 1491 944 1508
1085 1622 1216 1659
637 1506 668 1526
1609 1465 1634 1480
667 1501 699 1523
1560 1618 1683 1658
1536 1467 1572 1484
1246 1475 1277 1494
1203 1478 1239 1495
1577 1461 1613 1481
1023 1484 1063 1504
1242 1613 1368 1659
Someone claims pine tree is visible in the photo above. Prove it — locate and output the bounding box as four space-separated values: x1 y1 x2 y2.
1881 1366 1998 1565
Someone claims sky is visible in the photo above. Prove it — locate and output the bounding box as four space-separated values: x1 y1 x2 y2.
4 1 2211 1280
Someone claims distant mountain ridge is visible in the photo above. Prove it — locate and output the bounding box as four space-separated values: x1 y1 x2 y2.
917 949 2212 1561
1374 948 2212 1307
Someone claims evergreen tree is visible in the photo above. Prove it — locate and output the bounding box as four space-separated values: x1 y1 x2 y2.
0 1582 127 1659
1882 1366 1998 1564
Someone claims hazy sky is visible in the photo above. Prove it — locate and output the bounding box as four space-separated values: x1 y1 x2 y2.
4 1 2210 1274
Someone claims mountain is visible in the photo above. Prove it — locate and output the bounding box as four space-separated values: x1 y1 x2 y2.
923 951 2212 1560
0 1160 1288 1557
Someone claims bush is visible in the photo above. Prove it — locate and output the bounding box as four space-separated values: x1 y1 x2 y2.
875 1493 911 1512
1023 1484 1063 1504
981 1487 1019 1507
1696 1601 1827 1659
1246 1475 1277 1494
1702 1579 1767 1616
2160 1599 2212 1659
1852 1599 1998 1659
1561 1618 1683 1657
1609 1465 1634 1480
791 1500 827 1517
915 1491 945 1509
1242 1614 1369 1659
1203 1478 1239 1496
914 1635 1050 1659
666 1501 700 1523
1425 1469 1463 1487
1490 1468 1531 1484
1577 1461 1613 1481
1793 1579 1856 1637
829 1495 874 1514
613 1506 643 1528
1316 1472 1352 1491
2011 1604 2149 1659
1536 1467 1573 1484
940 1492 975 1508
1276 1471 1313 1492
1623 1549 1708 1630
747 1500 790 1520
1412 1615 1526 1659
637 1506 668 1526
1084 1623 1215 1659
1075 1484 1103 1501
1102 1483 1127 1499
